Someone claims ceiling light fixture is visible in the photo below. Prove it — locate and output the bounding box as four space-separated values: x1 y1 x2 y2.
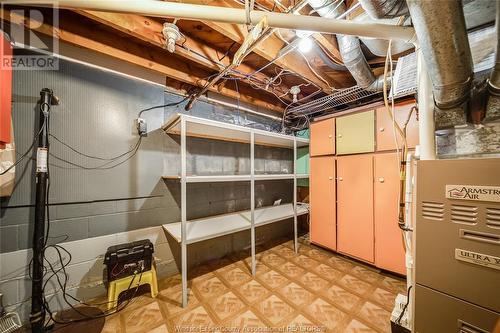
295 30 312 38
162 22 181 53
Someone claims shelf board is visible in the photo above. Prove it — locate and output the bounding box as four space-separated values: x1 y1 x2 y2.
255 174 293 180
163 174 309 182
162 114 309 148
163 175 251 182
162 203 309 244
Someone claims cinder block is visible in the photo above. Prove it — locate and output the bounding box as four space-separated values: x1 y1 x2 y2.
0 207 32 226
48 217 90 244
0 278 19 306
54 203 91 220
88 213 131 237
0 225 19 252
265 159 282 173
90 201 116 215
0 249 31 280
17 224 32 252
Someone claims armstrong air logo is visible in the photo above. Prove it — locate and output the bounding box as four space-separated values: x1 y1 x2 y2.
445 185 500 202
448 188 466 198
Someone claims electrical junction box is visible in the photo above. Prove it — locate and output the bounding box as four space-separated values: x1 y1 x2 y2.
136 118 147 136
390 293 410 333
415 158 500 333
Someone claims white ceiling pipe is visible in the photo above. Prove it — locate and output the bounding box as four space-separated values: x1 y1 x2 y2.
13 0 416 41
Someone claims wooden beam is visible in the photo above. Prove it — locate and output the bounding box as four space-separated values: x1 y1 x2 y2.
1 9 284 112
201 0 335 91
75 10 291 97
312 33 342 64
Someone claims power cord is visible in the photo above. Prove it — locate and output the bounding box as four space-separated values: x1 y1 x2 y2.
397 285 412 325
0 122 45 176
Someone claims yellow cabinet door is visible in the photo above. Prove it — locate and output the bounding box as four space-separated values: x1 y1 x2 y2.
336 110 375 155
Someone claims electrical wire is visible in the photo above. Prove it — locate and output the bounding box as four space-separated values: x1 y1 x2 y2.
397 285 412 325
48 138 142 170
0 121 45 176
138 96 189 118
49 134 142 163
38 111 146 328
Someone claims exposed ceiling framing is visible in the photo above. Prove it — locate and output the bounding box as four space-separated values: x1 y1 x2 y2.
0 0 391 114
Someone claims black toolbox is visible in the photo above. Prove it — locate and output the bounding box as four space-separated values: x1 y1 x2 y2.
104 239 154 282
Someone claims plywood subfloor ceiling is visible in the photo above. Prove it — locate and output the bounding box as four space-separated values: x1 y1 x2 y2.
1 0 374 114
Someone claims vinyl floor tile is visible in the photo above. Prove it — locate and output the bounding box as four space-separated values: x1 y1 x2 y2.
87 237 405 333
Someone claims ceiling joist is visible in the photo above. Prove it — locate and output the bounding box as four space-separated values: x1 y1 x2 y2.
1 8 285 112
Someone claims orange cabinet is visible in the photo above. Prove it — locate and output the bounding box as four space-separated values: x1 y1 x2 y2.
337 155 374 263
374 153 406 275
376 101 419 151
310 118 335 156
310 156 336 250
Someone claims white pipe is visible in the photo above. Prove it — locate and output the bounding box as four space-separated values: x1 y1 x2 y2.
14 0 416 41
404 152 414 329
416 47 436 160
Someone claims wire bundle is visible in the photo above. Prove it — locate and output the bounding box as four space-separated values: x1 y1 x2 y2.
10 96 186 329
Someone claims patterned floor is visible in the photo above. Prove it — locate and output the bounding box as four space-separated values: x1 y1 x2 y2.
99 237 406 333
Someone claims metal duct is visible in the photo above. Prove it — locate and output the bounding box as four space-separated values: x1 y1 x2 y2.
486 0 500 121
489 1 500 93
353 12 413 57
308 0 381 90
407 0 473 129
358 0 408 20
314 44 348 71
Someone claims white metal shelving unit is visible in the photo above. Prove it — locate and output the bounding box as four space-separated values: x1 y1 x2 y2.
161 114 309 307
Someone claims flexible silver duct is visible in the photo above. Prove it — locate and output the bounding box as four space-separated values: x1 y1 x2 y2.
489 1 500 93
314 44 348 71
358 0 408 20
486 0 500 121
407 0 473 129
308 0 382 91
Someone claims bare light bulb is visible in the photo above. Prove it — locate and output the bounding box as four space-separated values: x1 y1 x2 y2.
298 37 313 53
296 30 312 39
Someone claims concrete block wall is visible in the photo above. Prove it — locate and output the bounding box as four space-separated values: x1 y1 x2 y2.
0 56 298 322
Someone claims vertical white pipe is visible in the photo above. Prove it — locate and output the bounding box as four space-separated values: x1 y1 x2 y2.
410 158 417 333
250 132 256 276
293 139 298 253
404 153 414 328
180 118 188 307
417 47 436 160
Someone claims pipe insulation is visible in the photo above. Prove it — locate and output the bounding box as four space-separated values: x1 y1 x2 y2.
11 0 415 41
308 0 383 91
358 0 408 20
407 0 473 129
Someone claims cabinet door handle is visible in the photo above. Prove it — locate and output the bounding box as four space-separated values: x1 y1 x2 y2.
338 177 343 181
328 176 333 180
378 177 385 183
338 134 342 138
379 127 385 132
328 134 332 138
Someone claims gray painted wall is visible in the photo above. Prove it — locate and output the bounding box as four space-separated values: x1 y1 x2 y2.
0 58 294 253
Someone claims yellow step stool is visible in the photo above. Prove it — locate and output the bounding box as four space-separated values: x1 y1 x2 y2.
107 266 158 310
